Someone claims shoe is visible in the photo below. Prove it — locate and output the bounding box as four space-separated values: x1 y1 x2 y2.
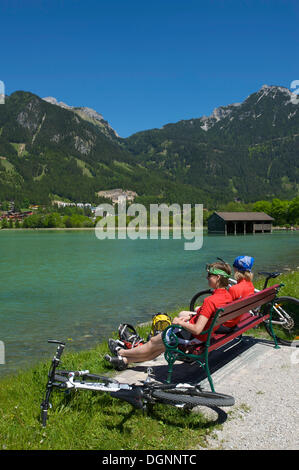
104 354 128 371
108 338 123 356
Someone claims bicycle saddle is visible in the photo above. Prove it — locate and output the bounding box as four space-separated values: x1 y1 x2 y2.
258 271 281 278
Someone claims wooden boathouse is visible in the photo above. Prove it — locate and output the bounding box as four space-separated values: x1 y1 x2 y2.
207 212 274 235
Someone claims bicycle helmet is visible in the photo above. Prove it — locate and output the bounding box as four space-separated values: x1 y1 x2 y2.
233 255 254 272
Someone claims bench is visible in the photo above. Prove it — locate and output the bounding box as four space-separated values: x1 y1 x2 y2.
162 284 283 392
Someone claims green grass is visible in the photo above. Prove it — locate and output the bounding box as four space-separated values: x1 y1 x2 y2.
10 142 28 157
0 273 297 450
0 158 15 173
75 158 93 178
0 305 216 450
254 270 299 297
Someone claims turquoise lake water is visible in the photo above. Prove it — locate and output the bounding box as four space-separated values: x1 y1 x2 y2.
0 229 298 376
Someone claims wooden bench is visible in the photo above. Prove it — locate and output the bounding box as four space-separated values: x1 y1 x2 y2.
162 284 283 392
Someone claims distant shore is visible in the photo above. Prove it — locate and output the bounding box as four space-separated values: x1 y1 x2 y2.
0 226 204 231
0 226 298 232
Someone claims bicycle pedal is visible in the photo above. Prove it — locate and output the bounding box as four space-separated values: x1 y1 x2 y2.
145 367 154 383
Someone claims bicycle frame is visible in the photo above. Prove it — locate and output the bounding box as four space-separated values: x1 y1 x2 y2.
61 372 132 393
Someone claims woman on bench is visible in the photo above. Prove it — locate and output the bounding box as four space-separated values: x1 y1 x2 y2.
104 262 232 371
216 255 255 334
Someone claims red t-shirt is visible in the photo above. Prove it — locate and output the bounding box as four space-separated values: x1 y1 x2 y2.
189 288 233 341
223 279 255 327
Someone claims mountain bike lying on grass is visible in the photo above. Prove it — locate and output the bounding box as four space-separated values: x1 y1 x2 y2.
40 340 235 427
190 271 299 347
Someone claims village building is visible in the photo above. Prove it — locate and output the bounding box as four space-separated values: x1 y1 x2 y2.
0 210 33 221
207 212 274 234
96 189 138 204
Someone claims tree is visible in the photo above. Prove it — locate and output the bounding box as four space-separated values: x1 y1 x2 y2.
1 218 8 229
252 200 272 214
270 199 289 226
44 212 62 228
288 197 299 225
22 198 30 209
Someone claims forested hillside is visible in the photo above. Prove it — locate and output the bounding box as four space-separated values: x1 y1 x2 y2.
123 85 299 204
0 85 298 209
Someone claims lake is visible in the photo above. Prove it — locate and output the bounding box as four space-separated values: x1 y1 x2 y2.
0 229 298 376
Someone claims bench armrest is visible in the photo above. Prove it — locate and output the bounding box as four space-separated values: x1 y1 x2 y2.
162 324 183 349
162 322 215 350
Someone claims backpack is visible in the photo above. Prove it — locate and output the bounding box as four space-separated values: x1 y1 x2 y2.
148 312 172 340
118 323 145 349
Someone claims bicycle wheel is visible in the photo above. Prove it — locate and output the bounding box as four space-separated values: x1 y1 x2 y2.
189 289 213 312
151 388 235 408
265 296 299 346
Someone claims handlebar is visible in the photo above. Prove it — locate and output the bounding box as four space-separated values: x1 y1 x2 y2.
258 272 281 279
48 339 65 345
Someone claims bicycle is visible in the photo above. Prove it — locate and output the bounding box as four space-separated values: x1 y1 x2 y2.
189 271 299 347
40 340 235 427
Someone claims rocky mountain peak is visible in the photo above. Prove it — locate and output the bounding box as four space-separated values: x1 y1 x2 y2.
43 96 72 109
42 96 118 138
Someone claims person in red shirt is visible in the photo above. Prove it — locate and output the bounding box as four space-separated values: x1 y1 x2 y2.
105 262 233 370
220 255 255 332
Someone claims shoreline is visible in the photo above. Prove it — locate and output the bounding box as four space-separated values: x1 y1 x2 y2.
0 226 297 232
0 226 205 231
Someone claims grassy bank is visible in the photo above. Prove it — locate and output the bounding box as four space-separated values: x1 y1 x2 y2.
0 272 298 450
0 306 215 450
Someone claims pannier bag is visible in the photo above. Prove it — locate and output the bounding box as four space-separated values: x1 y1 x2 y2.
118 323 145 349
147 312 172 340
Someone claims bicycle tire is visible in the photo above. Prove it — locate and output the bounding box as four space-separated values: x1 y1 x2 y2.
41 408 48 427
264 296 299 346
151 389 235 408
189 289 213 312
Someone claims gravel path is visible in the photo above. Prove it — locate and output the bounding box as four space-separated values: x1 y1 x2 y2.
115 340 298 450
197 343 299 450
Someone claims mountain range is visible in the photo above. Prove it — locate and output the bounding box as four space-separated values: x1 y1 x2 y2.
0 84 298 208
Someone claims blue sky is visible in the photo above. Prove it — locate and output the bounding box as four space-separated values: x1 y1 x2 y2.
1 0 298 137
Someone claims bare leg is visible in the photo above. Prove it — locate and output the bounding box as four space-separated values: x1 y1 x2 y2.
118 333 165 365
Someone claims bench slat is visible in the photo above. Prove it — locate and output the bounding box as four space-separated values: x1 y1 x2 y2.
210 313 270 352
221 285 278 313
180 312 270 356
214 285 279 327
215 293 274 325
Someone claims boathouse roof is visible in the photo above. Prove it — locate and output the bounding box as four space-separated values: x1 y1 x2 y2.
214 212 274 221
